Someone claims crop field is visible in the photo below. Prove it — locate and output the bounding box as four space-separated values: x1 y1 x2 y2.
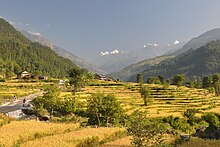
0 80 51 104
63 80 220 117
1 80 220 146
0 119 126 147
0 120 80 146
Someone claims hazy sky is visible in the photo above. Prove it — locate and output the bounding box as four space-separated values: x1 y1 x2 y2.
1 0 220 60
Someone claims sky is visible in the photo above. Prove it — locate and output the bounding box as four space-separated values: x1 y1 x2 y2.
1 0 220 60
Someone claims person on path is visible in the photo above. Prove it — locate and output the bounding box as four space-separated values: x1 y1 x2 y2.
23 98 26 106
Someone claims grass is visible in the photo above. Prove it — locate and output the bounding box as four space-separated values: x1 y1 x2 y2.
0 120 79 146
21 127 125 147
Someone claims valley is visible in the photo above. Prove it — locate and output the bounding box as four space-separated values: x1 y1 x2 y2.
1 2 220 146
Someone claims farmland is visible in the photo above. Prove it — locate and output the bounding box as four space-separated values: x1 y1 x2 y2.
1 79 220 146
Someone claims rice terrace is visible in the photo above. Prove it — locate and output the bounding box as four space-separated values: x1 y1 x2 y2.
2 1 220 146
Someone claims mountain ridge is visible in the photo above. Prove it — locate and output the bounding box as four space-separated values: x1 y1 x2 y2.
110 28 220 81
20 30 106 74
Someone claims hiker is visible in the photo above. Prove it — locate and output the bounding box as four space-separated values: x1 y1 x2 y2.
13 95 17 101
23 98 26 106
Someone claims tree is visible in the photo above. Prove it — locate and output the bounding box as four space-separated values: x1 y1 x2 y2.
137 73 144 84
212 74 220 85
87 93 123 126
128 110 168 146
202 76 212 88
32 85 77 116
158 75 164 84
140 86 152 106
214 82 220 97
172 74 186 87
147 77 161 84
14 64 22 78
183 109 198 125
68 68 90 95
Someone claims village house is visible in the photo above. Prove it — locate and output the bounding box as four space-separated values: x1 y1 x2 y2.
94 73 107 81
18 71 31 79
18 71 47 80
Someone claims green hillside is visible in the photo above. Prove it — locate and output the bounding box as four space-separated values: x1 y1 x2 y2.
0 18 77 78
127 40 220 81
109 55 174 81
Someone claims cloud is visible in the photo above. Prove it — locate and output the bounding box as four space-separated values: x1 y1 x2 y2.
46 24 51 27
28 31 41 36
25 23 30 26
174 40 180 45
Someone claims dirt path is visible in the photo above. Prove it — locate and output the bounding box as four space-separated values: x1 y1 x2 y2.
0 91 43 113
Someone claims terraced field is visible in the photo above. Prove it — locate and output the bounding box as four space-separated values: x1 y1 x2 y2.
0 80 49 104
0 120 126 147
61 80 220 117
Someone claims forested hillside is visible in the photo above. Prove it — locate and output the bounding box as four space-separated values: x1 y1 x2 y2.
128 40 220 81
0 18 77 78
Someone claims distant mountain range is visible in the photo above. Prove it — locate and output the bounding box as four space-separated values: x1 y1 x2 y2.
20 30 106 74
92 41 183 73
110 28 220 81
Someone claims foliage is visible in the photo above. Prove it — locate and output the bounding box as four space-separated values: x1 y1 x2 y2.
32 85 77 116
128 110 168 146
137 73 144 84
202 76 212 88
147 77 161 84
87 93 124 126
172 74 186 87
68 68 92 95
140 85 152 106
202 113 219 132
163 116 189 133
183 109 198 125
214 81 220 96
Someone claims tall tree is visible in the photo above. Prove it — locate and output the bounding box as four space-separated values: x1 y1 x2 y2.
68 68 90 95
140 86 151 106
87 93 123 126
137 73 144 84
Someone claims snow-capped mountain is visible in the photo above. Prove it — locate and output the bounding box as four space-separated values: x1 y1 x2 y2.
92 41 184 73
100 49 124 56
